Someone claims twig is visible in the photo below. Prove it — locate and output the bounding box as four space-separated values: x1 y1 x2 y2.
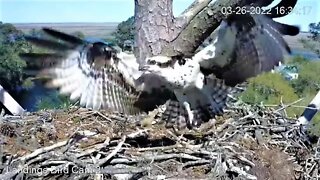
76 138 110 158
273 98 303 113
216 118 234 132
98 136 126 166
94 111 113 123
180 159 211 170
19 140 69 162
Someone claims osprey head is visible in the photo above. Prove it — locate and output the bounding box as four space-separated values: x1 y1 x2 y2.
139 55 197 87
140 55 188 74
139 56 190 74
87 42 119 69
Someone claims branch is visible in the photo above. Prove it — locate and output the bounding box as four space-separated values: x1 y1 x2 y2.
165 0 248 57
273 98 303 113
98 136 126 166
19 140 69 162
175 0 212 28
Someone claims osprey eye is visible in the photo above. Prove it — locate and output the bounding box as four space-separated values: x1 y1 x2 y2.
148 60 156 65
178 59 186 65
104 47 112 53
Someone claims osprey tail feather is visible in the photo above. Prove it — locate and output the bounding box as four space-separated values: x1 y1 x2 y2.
163 75 242 129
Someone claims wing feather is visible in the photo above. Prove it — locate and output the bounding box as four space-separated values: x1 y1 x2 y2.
21 28 147 114
162 75 241 129
24 36 75 51
42 28 84 45
195 12 299 86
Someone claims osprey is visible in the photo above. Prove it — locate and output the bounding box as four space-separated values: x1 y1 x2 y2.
20 0 299 129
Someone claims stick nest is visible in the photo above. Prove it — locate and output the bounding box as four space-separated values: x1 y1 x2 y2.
0 102 319 180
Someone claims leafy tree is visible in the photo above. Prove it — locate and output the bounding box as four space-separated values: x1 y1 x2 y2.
0 22 30 91
309 22 320 40
240 72 299 117
286 56 320 95
112 16 134 48
0 45 26 90
284 55 320 136
299 22 320 56
295 22 320 135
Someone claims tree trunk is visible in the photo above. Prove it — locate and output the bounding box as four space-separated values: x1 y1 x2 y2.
134 0 175 64
134 0 248 64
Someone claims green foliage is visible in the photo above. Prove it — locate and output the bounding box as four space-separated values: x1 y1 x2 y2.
286 55 308 65
241 55 320 134
299 38 320 56
286 56 320 135
112 16 135 48
309 117 320 136
0 23 31 91
241 72 299 117
309 22 320 40
36 91 72 110
289 59 320 95
21 77 35 90
300 22 320 56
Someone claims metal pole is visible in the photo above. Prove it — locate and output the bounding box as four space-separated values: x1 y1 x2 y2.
0 84 25 115
298 91 320 125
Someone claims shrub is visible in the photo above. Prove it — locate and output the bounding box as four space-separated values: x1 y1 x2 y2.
241 72 299 117
290 61 320 95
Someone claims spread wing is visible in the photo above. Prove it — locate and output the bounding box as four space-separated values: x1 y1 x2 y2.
164 0 300 129
20 28 170 114
194 0 299 86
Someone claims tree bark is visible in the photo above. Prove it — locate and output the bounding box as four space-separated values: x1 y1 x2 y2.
134 0 248 64
134 0 175 64
167 0 247 57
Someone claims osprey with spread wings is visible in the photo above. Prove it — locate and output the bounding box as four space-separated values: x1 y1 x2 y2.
20 0 299 129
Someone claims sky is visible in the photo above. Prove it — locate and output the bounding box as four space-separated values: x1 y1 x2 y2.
0 0 319 31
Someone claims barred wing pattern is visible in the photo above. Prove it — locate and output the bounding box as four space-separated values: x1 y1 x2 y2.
195 7 299 86
164 0 300 128
20 0 299 130
164 75 242 129
21 28 142 115
44 56 141 114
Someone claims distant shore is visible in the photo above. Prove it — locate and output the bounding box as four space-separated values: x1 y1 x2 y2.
12 22 314 54
13 22 119 39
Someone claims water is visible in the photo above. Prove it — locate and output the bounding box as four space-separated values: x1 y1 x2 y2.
18 81 57 112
